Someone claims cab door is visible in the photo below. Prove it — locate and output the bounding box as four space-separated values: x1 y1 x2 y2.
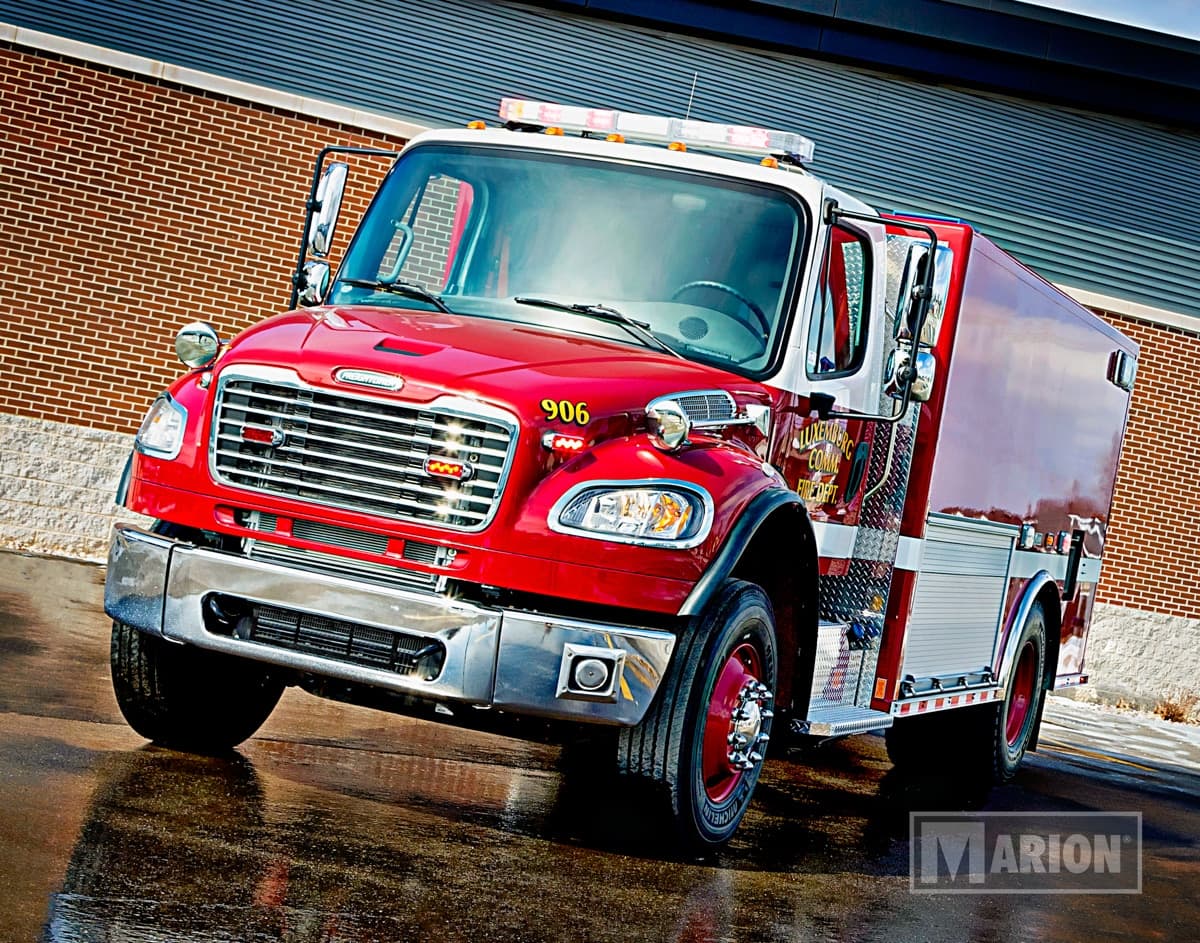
774 211 886 536
771 199 925 727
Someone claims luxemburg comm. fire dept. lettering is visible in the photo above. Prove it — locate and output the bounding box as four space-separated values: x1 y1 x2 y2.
793 420 854 460
796 478 838 503
794 420 854 505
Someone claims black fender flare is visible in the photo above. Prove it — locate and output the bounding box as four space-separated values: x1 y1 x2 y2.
678 487 819 711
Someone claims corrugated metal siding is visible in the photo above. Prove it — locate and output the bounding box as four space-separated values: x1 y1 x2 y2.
4 0 1198 317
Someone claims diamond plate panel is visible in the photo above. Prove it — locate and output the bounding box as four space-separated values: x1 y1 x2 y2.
809 621 865 708
816 402 921 709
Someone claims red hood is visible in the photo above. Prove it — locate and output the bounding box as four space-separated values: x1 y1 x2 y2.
217 306 766 425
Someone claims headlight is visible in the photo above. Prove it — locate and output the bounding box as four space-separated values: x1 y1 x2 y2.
550 481 713 548
135 395 187 459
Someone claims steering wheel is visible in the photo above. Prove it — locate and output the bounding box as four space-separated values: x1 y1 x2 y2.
670 280 770 338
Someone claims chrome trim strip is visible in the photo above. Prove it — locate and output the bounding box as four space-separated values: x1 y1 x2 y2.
215 394 512 445
547 478 715 549
996 570 1058 690
894 535 924 571
212 449 497 505
891 686 1002 715
218 421 510 462
1009 549 1070 581
811 520 856 559
1077 557 1102 583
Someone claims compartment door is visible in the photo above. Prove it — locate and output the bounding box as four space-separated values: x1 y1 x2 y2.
901 514 1016 683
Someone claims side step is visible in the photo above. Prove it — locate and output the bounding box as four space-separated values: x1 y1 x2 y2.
793 704 893 738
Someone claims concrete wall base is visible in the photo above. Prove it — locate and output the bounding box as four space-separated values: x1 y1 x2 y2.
1061 602 1200 710
0 413 149 561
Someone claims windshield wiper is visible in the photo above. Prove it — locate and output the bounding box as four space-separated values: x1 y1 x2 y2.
514 296 682 358
339 278 454 314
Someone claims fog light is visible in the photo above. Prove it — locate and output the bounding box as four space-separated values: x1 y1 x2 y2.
556 643 626 701
572 657 610 692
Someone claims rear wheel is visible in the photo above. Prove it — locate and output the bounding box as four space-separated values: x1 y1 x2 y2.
111 621 284 753
885 602 1048 783
991 602 1048 781
618 580 777 849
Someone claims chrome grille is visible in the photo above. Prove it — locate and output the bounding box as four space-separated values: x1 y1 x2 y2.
212 371 516 530
247 539 441 593
676 391 736 424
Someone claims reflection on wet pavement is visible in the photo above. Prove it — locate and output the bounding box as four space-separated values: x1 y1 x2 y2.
2 551 1198 942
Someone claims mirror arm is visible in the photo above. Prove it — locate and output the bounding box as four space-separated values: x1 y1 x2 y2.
829 205 939 344
288 145 400 310
819 383 913 425
806 204 939 423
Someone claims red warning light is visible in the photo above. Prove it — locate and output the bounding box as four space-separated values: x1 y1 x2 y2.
424 459 472 480
543 432 586 453
241 425 283 447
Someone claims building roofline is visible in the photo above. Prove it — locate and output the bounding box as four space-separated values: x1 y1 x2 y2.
543 0 1200 129
4 19 1196 334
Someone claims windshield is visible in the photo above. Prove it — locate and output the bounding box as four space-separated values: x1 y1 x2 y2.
331 143 808 377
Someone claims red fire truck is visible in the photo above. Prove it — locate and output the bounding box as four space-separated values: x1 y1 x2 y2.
106 98 1138 848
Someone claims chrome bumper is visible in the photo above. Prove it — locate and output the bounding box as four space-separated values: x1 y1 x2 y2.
104 526 675 726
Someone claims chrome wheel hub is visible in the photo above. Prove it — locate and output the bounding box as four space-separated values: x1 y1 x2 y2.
726 680 773 772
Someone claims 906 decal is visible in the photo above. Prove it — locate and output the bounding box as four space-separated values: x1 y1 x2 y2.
541 398 590 425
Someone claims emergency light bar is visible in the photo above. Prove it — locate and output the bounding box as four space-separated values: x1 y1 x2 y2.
498 97 816 164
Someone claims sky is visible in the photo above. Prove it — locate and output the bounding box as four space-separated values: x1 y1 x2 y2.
1021 0 1200 40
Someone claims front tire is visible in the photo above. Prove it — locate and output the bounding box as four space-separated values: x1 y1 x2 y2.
618 580 777 850
111 621 284 752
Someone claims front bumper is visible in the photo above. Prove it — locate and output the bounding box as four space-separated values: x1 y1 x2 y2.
104 526 676 726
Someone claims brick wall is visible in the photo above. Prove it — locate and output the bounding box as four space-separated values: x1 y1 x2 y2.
1094 313 1200 618
1 41 1196 624
0 43 404 435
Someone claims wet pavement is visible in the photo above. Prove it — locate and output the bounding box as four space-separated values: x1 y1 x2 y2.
1 549 1197 942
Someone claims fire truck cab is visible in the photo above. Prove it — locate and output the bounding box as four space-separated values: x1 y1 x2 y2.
106 99 1137 849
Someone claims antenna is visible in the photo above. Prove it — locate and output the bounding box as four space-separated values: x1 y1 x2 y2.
684 72 698 120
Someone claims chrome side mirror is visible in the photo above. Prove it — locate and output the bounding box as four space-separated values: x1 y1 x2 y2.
307 161 349 257
885 347 936 403
297 260 330 307
894 243 928 341
175 322 221 368
646 397 691 451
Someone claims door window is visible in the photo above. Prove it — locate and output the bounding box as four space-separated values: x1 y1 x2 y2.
807 225 870 377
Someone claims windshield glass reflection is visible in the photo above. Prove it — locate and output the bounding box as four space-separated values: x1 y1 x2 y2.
332 144 806 377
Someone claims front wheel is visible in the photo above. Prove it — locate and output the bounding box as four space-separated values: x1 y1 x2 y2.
618 580 777 849
111 621 285 753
